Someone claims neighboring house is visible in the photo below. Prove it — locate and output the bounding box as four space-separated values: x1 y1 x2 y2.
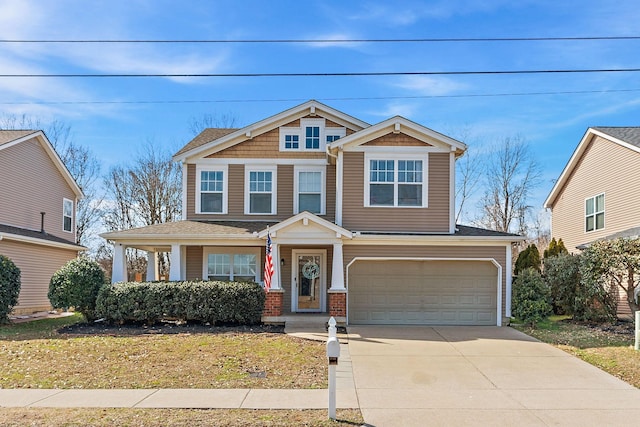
101 101 522 326
0 130 85 315
544 127 640 318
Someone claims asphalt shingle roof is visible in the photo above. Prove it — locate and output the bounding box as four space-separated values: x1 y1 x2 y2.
593 127 640 149
0 223 82 247
0 130 38 146
101 220 277 238
173 128 239 158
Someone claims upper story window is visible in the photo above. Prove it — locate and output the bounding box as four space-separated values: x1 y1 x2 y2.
63 198 73 232
585 193 605 232
294 166 325 215
245 166 277 214
279 118 345 152
196 166 228 214
365 154 428 208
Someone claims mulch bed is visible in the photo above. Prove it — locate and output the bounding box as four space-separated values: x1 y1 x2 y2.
59 320 285 336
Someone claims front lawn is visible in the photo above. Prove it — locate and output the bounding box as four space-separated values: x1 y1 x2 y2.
512 315 640 388
0 314 327 389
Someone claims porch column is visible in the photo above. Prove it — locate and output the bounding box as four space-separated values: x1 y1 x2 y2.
146 251 159 281
169 244 182 281
112 243 127 283
271 242 282 290
330 242 345 290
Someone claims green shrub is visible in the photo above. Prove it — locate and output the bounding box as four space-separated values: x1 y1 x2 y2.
514 244 541 275
576 244 619 322
48 257 106 322
543 237 568 258
544 253 581 315
512 267 552 326
0 254 21 323
95 280 266 325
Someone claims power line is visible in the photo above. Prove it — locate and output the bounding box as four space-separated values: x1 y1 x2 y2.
2 68 640 78
2 88 638 106
1 36 640 44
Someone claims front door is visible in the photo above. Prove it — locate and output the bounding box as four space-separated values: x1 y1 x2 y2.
292 250 325 312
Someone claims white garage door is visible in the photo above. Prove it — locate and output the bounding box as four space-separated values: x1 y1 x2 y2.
348 260 498 325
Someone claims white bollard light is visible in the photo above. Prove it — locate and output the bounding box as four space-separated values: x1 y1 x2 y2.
635 311 639 351
326 316 340 420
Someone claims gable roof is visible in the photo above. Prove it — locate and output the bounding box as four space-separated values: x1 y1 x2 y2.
256 211 352 239
328 115 467 156
172 100 370 162
544 127 640 208
0 130 84 199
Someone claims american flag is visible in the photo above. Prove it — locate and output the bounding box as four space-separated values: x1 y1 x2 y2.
263 232 274 291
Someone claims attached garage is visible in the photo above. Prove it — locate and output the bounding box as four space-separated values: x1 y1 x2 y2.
348 259 499 326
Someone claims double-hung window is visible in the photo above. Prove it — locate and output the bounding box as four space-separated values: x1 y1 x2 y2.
294 166 325 214
63 198 73 232
246 166 277 214
204 248 259 282
365 155 427 207
196 166 227 214
585 193 605 232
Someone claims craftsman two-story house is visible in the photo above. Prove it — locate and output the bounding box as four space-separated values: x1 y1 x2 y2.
102 101 521 326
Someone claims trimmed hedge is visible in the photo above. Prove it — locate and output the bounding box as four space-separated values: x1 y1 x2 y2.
49 257 106 322
0 254 21 323
95 280 266 325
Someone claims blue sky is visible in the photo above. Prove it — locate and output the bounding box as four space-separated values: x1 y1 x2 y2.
1 0 639 224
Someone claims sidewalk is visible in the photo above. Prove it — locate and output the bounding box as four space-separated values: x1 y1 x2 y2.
0 340 358 409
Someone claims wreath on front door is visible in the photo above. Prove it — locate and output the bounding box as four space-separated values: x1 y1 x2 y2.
302 261 320 280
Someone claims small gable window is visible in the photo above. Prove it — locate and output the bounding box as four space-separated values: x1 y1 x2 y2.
63 198 73 232
585 193 605 232
279 118 345 152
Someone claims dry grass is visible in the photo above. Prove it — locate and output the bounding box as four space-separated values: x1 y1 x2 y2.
512 316 640 388
0 314 327 389
0 408 364 427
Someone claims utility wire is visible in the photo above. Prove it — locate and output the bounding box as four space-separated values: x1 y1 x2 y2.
1 68 640 78
1 36 640 44
2 88 638 106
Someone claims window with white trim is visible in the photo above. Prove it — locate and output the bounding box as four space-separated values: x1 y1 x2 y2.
245 166 277 214
294 166 325 214
585 193 605 232
279 118 345 152
63 198 73 232
204 248 259 282
365 155 427 207
196 166 227 214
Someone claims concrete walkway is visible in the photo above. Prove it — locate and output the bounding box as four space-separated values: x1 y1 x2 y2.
349 325 640 427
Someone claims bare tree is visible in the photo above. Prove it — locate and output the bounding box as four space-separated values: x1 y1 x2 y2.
476 136 541 234
0 114 102 247
188 111 239 136
103 141 182 277
455 147 483 224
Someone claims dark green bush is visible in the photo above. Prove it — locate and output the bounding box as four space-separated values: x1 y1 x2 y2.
514 244 541 275
576 245 619 322
512 267 552 326
0 254 21 323
48 257 106 322
95 280 266 325
543 253 581 315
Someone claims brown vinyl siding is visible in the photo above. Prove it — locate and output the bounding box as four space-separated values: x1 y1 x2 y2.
551 135 640 252
186 163 337 222
0 136 77 240
343 245 508 319
0 239 77 314
342 151 450 232
185 246 203 280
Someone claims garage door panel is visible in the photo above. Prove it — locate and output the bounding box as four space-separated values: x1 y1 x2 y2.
349 260 498 326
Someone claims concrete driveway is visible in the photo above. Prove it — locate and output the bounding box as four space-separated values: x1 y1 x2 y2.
348 326 640 427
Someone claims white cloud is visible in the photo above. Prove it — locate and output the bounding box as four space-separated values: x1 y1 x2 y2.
394 75 468 96
305 33 364 49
